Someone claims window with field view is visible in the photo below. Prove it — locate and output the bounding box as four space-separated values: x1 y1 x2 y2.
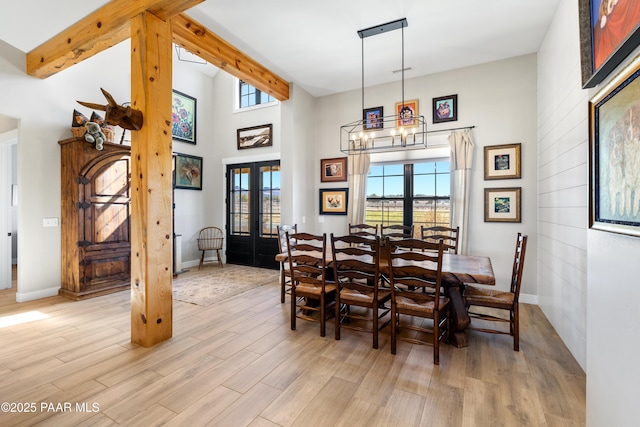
366 160 450 238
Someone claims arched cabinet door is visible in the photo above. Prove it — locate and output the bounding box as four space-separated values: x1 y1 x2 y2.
59 137 131 300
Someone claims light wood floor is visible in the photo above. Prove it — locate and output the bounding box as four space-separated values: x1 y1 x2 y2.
0 267 585 426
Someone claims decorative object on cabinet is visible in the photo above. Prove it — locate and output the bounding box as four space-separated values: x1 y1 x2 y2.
484 143 521 180
319 188 348 215
484 187 521 223
58 137 132 300
237 124 273 149
171 90 197 143
320 157 348 183
77 87 143 131
340 18 427 155
589 54 640 237
432 94 458 123
579 0 640 88
174 153 203 190
363 106 384 130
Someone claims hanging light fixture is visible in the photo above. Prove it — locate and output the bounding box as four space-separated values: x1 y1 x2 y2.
340 18 426 154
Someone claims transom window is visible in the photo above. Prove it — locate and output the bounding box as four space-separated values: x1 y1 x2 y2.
366 160 450 237
238 80 276 109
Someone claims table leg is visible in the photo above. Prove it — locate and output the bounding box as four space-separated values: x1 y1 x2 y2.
445 284 470 348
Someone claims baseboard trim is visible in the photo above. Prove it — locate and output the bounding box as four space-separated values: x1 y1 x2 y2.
16 286 60 302
519 292 538 305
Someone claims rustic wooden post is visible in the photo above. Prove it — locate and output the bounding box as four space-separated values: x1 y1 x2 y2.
130 11 173 346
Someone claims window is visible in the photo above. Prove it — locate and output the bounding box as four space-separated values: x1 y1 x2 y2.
238 80 276 109
366 160 450 238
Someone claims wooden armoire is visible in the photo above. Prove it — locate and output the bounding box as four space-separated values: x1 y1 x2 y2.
59 137 131 300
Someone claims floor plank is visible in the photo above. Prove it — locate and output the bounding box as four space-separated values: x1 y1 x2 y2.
0 267 585 426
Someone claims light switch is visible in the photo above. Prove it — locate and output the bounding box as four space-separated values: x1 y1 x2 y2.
43 217 59 227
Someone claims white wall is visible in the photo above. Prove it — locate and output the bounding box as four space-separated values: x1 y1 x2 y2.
539 1 640 426
313 56 539 299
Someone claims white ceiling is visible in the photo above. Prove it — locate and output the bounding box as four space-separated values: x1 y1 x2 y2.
0 0 561 97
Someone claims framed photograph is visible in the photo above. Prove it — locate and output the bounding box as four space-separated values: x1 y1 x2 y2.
320 157 348 183
319 188 348 215
589 55 640 237
432 94 458 123
172 90 196 144
237 124 273 150
395 99 419 128
363 106 384 131
484 187 521 223
484 143 521 180
174 153 203 190
579 0 640 88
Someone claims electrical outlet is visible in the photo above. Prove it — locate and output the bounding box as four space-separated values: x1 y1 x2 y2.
43 217 59 227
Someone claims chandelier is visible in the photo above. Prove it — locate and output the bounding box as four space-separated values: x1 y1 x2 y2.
340 18 426 154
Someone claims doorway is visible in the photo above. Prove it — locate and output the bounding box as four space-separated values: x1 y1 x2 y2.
226 160 280 269
0 121 18 291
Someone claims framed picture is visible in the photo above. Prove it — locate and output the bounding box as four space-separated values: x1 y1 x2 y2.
484 143 521 180
589 54 640 237
484 187 521 223
174 153 203 190
237 124 273 150
172 90 196 144
363 106 384 131
320 157 348 183
432 94 458 123
319 188 349 215
395 99 419 128
579 0 640 88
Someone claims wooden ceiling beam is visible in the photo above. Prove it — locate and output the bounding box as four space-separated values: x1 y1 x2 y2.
172 13 290 101
26 0 204 79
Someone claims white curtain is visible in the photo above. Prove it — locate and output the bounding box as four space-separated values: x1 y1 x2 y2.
449 129 474 255
347 148 371 229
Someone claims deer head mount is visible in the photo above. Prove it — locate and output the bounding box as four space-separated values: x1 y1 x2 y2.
77 88 143 131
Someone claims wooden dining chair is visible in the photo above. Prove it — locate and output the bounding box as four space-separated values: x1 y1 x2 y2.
331 234 391 349
348 223 378 239
197 226 224 269
276 224 297 303
420 225 460 254
381 224 414 240
384 237 450 365
463 233 528 351
286 232 336 337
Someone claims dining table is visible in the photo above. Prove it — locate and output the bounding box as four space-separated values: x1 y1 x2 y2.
275 249 495 348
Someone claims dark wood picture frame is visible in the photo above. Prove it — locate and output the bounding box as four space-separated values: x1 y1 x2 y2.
237 124 273 150
174 153 203 190
363 106 384 131
172 90 197 144
484 187 521 223
589 54 640 237
432 94 458 123
484 143 521 180
319 188 349 215
320 157 348 183
579 0 640 88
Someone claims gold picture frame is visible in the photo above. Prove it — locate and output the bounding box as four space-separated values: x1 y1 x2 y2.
395 99 419 128
484 143 521 180
319 188 348 215
484 187 521 223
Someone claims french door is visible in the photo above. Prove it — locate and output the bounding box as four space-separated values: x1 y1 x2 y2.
226 161 280 269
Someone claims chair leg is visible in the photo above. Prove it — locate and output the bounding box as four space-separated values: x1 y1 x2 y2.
433 313 440 365
216 249 223 268
280 265 286 304
320 295 326 337
513 305 519 351
290 288 296 331
390 308 397 354
199 250 205 269
373 303 379 349
335 294 341 341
